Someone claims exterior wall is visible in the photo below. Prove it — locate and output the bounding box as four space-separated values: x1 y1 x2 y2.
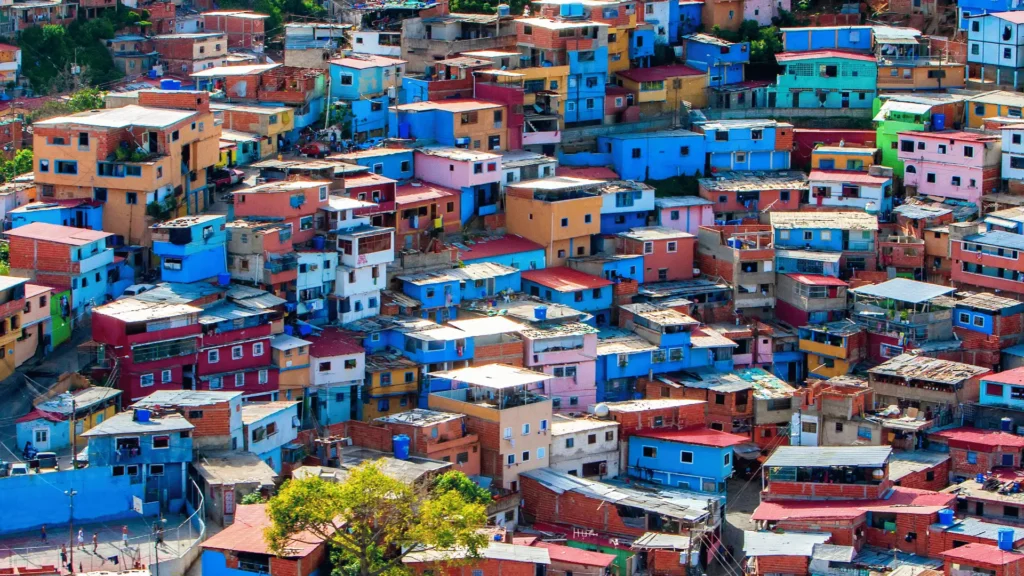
627 436 734 492
772 56 877 109
550 423 620 478
505 192 603 267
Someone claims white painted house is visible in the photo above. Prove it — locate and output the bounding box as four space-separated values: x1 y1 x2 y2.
1001 124 1024 180
241 401 300 474
549 415 621 479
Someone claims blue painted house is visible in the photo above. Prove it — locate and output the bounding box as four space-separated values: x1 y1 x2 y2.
568 253 645 284
15 387 121 454
332 148 414 181
627 427 748 492
953 292 1024 338
81 410 194 510
9 199 103 231
683 33 750 87
957 0 1023 29
389 100 504 146
456 234 547 271
780 26 874 52
329 55 406 139
595 330 656 402
151 214 228 284
598 130 706 181
770 212 879 255
594 180 656 235
618 302 720 374
678 1 703 36
775 249 841 277
398 263 521 323
698 119 793 171
522 267 614 323
980 367 1024 407
630 26 656 67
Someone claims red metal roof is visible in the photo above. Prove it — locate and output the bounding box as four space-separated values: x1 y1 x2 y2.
6 223 112 246
809 169 891 186
776 50 877 63
752 487 954 522
785 274 849 287
941 543 1024 566
396 182 457 204
306 328 365 358
16 409 65 424
556 166 619 179
457 234 545 262
929 427 1024 451
633 426 750 448
531 542 617 567
343 173 397 187
984 367 1024 386
522 267 612 292
203 504 328 558
616 64 705 83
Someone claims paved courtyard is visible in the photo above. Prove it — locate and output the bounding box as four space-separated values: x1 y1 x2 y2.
0 514 194 574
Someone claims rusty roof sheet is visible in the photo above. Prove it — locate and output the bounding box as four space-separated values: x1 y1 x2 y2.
868 353 989 384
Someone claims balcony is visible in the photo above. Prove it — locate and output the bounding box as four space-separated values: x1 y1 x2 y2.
799 337 847 359
75 249 114 274
131 336 198 364
523 115 561 146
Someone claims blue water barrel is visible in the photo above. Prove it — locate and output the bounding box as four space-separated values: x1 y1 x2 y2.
535 306 548 320
999 528 1015 551
932 113 946 131
1002 417 1014 432
217 273 231 286
148 69 159 79
497 3 510 15
134 409 151 422
393 434 410 460
160 78 181 91
977 473 986 484
938 509 954 526
312 236 325 250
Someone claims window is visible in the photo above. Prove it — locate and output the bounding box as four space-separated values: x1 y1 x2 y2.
642 446 657 458
522 423 530 435
126 192 138 205
55 160 77 175
724 453 731 466
952 176 961 186
232 346 243 360
210 377 222 390
161 370 172 383
680 451 693 463
152 435 170 449
233 373 243 387
566 437 575 448
253 342 264 356
507 454 515 465
259 370 268 384
967 451 978 464
632 148 642 159
585 214 592 224
140 373 155 387
1006 48 1014 60
751 129 763 141
926 173 936 183
319 361 332 372
39 159 49 172
974 315 985 327
561 217 569 227
667 241 677 253
964 146 975 158
522 451 531 462
208 350 219 363
644 241 654 254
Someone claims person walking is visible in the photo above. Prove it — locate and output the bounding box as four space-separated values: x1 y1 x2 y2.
121 526 128 548
60 544 67 566
40 524 46 543
92 532 98 554
77 529 85 550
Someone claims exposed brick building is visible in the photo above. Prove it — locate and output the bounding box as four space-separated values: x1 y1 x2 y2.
928 427 1024 479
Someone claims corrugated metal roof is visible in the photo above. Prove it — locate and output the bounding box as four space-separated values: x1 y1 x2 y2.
868 353 989 384
812 544 856 562
963 230 1024 251
930 517 1024 542
887 451 950 481
764 446 892 468
850 278 954 303
743 531 831 557
775 249 843 262
520 467 713 522
631 533 691 550
404 542 550 564
770 211 877 231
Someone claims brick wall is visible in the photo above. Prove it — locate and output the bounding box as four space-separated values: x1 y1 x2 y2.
610 402 707 440
863 512 935 556
764 480 893 501
473 342 524 366
896 459 949 492
755 555 809 576
649 549 687 576
138 90 210 113
520 474 651 538
466 417 503 486
10 237 73 273
774 519 859 548
342 420 393 452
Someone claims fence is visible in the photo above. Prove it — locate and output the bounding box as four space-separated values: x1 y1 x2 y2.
0 480 205 576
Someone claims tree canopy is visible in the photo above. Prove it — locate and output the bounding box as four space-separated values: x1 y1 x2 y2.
265 464 489 576
433 470 493 506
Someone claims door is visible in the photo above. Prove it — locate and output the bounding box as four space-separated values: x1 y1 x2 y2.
1004 453 1015 466
223 487 235 515
841 92 850 108
769 91 777 107
33 428 50 450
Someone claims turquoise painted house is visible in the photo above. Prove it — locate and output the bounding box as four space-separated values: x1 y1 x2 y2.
771 50 878 109
329 55 406 139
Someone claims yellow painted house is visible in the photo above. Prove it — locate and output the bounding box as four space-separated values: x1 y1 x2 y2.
966 91 1024 128
799 323 865 380
17 386 121 452
810 145 880 172
271 333 312 393
616 64 709 109
362 353 420 422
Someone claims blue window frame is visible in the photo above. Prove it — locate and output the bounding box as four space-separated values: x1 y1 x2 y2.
55 160 78 175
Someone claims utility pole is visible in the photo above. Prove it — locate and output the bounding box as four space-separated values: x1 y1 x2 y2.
67 397 77 575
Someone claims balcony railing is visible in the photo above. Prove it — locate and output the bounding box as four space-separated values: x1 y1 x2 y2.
132 337 198 363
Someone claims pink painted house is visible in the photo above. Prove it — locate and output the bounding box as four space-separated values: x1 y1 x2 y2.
654 197 715 235
413 147 503 221
897 130 1002 205
520 322 599 412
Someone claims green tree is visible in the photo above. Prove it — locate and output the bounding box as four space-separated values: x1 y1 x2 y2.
240 492 267 505
265 463 488 576
433 471 492 506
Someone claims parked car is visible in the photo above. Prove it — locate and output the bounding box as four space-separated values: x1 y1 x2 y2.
212 168 245 189
35 452 58 470
301 142 331 158
9 463 28 476
121 284 156 298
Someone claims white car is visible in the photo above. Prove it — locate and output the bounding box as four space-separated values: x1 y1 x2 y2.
9 463 28 475
121 284 156 298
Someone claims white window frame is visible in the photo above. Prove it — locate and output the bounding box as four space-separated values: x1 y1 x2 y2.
232 345 243 360
259 369 269 384
140 373 155 387
161 370 172 383
253 342 265 356
208 349 219 363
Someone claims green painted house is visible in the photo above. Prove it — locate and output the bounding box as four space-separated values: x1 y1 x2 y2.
769 50 878 109
872 94 968 177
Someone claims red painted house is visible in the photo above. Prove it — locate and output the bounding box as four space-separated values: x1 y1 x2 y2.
617 227 696 283
337 172 397 228
403 543 550 576
196 303 277 401
941 543 1024 576
91 297 203 406
233 180 330 246
951 230 1024 297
